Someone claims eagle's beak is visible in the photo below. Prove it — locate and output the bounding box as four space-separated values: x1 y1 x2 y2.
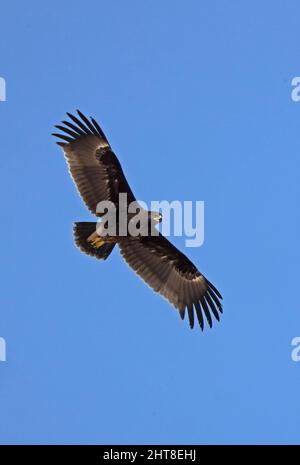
152 212 162 223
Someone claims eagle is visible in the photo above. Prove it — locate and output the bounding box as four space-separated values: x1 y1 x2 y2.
53 110 223 329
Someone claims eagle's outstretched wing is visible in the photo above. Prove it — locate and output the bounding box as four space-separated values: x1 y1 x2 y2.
118 234 223 329
52 110 136 215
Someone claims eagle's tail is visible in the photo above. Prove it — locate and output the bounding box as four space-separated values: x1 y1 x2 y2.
73 222 115 260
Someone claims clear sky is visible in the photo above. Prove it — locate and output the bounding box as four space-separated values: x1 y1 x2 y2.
1 0 300 445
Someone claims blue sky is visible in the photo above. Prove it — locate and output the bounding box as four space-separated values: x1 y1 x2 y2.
1 0 300 445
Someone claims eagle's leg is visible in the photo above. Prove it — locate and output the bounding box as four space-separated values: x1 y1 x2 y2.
87 230 117 248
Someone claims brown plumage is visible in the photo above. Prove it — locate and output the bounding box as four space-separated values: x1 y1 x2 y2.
53 110 223 330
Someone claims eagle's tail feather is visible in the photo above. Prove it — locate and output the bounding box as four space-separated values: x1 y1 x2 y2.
73 222 115 260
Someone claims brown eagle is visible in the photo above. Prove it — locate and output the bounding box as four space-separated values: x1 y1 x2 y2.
53 110 223 329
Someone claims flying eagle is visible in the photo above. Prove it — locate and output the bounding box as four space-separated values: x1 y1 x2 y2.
53 111 223 329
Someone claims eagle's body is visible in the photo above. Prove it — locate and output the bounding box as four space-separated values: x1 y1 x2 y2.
53 110 223 329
